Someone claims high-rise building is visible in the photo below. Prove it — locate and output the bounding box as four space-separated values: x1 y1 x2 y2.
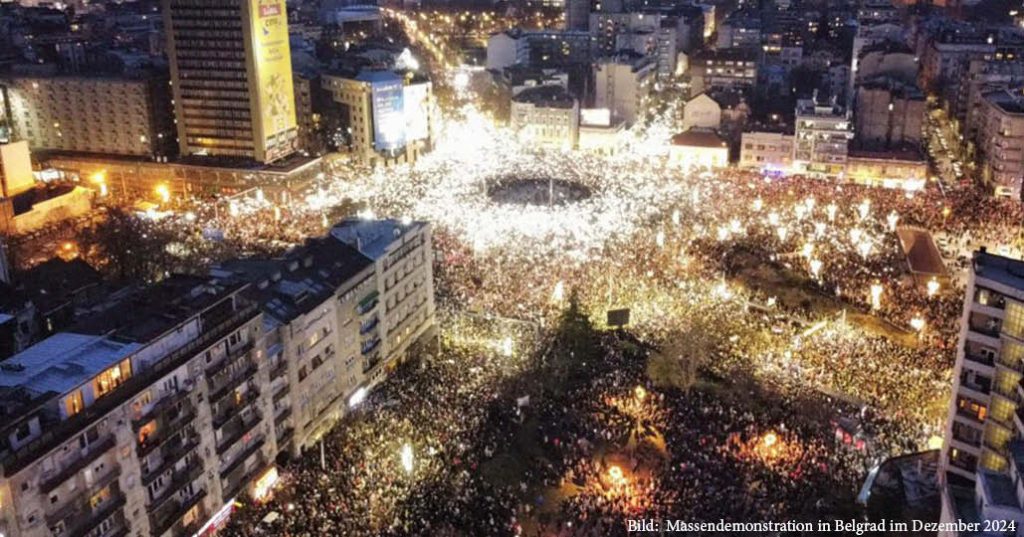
163 0 298 163
510 85 580 150
939 250 1024 533
0 75 176 158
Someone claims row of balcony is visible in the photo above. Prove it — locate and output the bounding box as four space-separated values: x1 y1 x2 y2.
212 387 260 430
215 410 263 455
40 435 116 494
142 437 200 486
149 489 207 537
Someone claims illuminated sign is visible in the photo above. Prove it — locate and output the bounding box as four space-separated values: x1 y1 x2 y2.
250 0 296 160
404 83 429 142
253 466 279 500
371 76 405 152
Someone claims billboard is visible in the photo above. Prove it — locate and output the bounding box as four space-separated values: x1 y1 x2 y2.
404 83 429 142
371 77 406 152
250 0 296 159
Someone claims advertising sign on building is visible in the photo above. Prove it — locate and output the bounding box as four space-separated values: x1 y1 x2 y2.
251 0 297 160
371 77 406 152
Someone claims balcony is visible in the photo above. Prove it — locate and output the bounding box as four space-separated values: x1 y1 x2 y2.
149 461 204 512
272 384 290 404
357 291 379 315
212 388 261 430
359 317 379 335
361 337 380 356
223 460 272 503
219 437 265 481
208 362 258 404
969 317 1002 339
142 438 200 486
276 427 294 447
269 360 288 380
0 303 259 478
149 489 207 537
215 411 263 455
46 468 122 527
132 390 191 432
137 411 197 458
68 493 127 537
957 407 986 424
273 407 291 427
40 435 116 494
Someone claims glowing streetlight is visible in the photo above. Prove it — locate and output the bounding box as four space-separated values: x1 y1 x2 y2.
500 336 513 357
886 210 899 232
767 211 779 226
858 199 871 220
849 228 863 245
671 209 680 225
857 241 872 259
552 281 565 303
763 432 778 448
927 278 940 297
809 259 822 279
870 283 883 311
655 230 665 248
801 243 814 259
154 183 170 204
634 385 647 401
826 203 838 222
401 444 414 474
776 226 788 242
608 465 625 483
716 227 729 242
752 197 763 212
910 317 926 331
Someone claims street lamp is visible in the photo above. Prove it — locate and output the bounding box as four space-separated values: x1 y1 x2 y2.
401 444 414 474
155 183 170 204
927 278 940 297
870 283 883 311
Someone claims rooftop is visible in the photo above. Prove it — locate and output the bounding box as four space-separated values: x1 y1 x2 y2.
0 333 140 398
983 87 1024 115
974 249 1024 290
670 128 728 148
213 236 373 323
331 218 425 260
512 85 576 108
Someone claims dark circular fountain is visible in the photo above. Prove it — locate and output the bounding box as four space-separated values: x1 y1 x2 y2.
486 178 592 206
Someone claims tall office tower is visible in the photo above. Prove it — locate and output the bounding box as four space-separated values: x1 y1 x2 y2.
163 0 298 163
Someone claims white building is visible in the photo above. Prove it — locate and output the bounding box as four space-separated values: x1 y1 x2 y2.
577 108 626 154
793 98 852 177
973 86 1024 199
682 93 721 131
669 129 729 170
510 86 580 150
594 52 655 126
740 131 794 172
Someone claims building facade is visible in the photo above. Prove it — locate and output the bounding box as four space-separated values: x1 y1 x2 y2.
163 0 298 163
0 220 438 537
973 86 1024 199
321 71 436 167
739 131 794 172
793 98 852 177
594 52 654 126
510 86 579 150
0 75 175 158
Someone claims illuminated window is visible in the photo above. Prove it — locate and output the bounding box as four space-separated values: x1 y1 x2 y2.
66 390 84 417
93 359 132 399
1004 301 1024 339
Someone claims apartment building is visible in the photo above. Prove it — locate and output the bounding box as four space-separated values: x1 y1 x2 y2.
212 234 377 456
0 219 438 537
687 48 758 95
973 86 1024 199
941 251 1024 483
939 251 1024 534
594 52 655 126
510 85 580 150
740 131 794 172
0 75 175 158
0 276 274 537
793 98 852 177
330 219 437 373
854 76 926 149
